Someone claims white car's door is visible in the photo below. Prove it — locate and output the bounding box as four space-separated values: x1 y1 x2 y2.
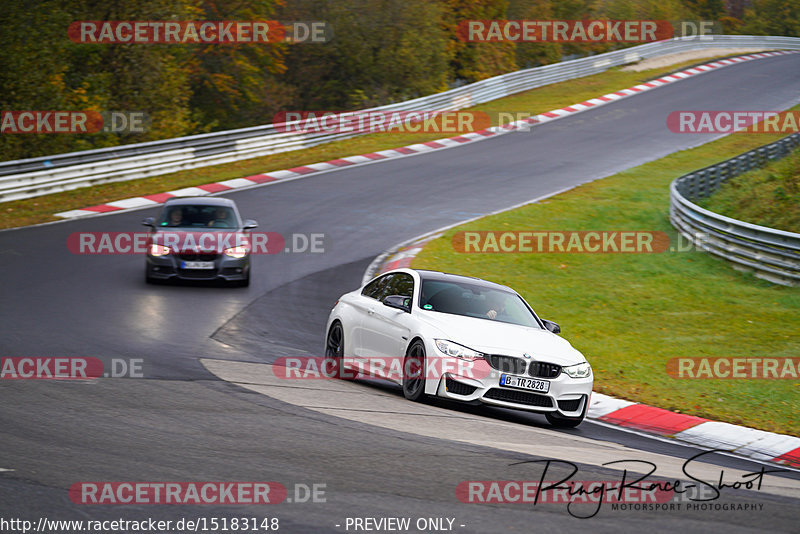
347 274 393 363
359 273 415 378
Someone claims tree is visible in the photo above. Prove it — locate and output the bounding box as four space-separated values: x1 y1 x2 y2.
0 1 84 159
279 0 452 109
188 0 292 130
0 0 197 160
741 0 800 37
443 0 518 83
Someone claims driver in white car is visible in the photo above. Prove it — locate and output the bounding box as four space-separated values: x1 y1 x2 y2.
485 292 506 320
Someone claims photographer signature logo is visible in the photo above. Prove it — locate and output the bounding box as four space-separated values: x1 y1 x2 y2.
457 449 784 518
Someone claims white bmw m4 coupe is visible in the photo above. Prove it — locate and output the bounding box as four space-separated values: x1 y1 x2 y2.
324 269 593 427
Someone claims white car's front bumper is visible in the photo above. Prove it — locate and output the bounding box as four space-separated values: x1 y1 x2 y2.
433 361 593 417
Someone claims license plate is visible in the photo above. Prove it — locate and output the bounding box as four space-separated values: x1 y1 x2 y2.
500 374 550 393
181 261 215 269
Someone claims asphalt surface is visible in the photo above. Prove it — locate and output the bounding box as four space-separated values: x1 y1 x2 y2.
1 53 799 533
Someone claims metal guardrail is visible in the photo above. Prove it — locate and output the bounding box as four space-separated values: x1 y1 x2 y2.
669 132 800 286
2 35 800 202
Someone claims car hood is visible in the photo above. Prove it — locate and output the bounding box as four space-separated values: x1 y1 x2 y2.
415 311 586 365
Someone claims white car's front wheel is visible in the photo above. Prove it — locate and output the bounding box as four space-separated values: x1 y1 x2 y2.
402 340 426 401
324 322 353 380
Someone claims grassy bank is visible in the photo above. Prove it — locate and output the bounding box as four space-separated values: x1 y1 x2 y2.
700 144 800 232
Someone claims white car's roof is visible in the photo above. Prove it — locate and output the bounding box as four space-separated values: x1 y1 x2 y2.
409 269 516 293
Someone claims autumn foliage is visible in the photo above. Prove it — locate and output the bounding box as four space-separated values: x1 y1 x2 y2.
1 0 797 160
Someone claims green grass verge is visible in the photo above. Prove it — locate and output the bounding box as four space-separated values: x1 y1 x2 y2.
411 118 800 436
700 144 800 233
0 55 744 230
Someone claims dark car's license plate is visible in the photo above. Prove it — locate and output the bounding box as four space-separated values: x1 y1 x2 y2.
181 261 215 269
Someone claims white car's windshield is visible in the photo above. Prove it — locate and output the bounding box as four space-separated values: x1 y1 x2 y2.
419 280 541 328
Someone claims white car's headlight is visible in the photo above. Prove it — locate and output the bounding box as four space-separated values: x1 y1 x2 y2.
224 245 249 258
562 362 592 378
434 339 483 361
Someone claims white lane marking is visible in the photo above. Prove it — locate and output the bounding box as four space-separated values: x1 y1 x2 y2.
217 178 255 188
339 155 375 164
430 138 465 147
166 186 210 197
54 209 96 218
264 169 299 179
587 392 636 418
676 421 800 460
588 418 800 474
403 143 437 152
303 162 338 171
107 197 158 209
373 149 406 157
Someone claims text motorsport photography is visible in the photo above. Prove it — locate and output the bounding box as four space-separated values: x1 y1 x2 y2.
458 452 781 519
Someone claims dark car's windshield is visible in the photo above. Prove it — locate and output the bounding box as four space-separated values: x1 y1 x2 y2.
158 205 238 229
419 280 542 328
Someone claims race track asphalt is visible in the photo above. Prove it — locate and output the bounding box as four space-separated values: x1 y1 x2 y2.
1 53 799 533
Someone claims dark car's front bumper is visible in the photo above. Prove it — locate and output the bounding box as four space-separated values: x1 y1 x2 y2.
145 252 250 282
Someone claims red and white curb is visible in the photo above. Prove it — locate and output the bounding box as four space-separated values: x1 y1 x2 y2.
54 50 796 220
590 393 800 467
364 230 800 470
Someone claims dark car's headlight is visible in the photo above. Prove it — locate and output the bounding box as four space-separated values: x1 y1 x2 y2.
224 245 249 258
562 362 592 378
434 340 484 362
149 244 170 256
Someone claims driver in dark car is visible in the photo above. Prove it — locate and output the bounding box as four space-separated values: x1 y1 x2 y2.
207 207 233 227
165 208 184 226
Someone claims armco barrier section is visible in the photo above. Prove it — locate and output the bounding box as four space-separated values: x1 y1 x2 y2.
669 132 800 286
2 35 800 202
